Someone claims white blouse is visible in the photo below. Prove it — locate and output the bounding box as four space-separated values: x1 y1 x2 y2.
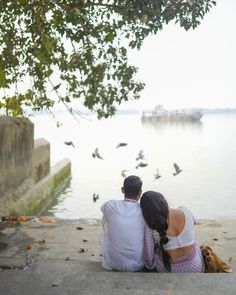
152 206 196 250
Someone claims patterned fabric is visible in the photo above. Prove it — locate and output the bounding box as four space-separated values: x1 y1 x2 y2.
144 225 205 273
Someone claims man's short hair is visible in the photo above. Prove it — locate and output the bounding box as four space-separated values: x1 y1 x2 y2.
123 175 142 198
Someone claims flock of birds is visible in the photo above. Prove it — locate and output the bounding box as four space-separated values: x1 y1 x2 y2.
64 141 183 203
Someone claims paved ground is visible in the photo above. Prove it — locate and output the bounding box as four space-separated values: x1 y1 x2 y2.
0 218 235 295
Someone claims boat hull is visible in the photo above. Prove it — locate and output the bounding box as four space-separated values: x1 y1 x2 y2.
142 110 203 122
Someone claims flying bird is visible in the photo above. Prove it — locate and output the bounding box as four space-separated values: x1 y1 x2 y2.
173 163 182 176
92 148 104 160
64 141 75 147
121 170 128 178
116 142 128 148
154 168 162 180
136 162 148 169
93 193 99 203
50 83 61 92
136 150 144 161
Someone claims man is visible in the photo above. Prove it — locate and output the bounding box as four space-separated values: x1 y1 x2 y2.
100 175 145 271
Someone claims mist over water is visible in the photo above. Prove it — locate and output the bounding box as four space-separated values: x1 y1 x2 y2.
31 112 236 220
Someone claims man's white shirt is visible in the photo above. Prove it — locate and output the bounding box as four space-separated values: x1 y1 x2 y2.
100 198 145 272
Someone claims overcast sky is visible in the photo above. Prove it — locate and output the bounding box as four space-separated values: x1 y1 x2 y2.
121 0 236 111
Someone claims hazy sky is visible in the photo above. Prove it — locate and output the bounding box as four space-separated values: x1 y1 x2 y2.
1 1 235 114
121 0 236 111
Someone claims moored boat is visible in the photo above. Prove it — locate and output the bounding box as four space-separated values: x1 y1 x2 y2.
142 105 203 121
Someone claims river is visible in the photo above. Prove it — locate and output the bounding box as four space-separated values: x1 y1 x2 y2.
31 112 236 220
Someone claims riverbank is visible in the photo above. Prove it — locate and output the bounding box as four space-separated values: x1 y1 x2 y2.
0 218 235 294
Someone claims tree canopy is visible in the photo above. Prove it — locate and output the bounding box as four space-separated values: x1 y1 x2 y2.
0 0 216 118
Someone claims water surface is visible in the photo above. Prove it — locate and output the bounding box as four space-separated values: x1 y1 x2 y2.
31 113 236 220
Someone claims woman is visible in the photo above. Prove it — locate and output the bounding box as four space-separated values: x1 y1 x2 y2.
140 191 205 272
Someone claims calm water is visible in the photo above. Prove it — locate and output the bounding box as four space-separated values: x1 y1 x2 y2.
31 112 236 220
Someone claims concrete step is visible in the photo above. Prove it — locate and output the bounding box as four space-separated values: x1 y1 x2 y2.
0 260 235 295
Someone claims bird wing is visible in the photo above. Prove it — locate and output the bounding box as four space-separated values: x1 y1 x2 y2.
97 154 103 160
117 143 127 148
140 162 148 167
173 163 180 173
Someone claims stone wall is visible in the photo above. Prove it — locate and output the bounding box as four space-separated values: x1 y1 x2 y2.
0 116 71 216
0 116 34 198
32 138 50 183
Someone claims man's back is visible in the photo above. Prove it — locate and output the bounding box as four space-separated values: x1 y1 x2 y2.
101 199 145 271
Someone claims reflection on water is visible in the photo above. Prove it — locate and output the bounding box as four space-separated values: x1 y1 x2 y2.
141 116 203 131
31 113 236 220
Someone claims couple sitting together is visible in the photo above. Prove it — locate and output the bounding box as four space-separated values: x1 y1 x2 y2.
100 175 205 273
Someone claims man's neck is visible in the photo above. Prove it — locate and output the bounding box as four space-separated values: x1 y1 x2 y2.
124 197 138 203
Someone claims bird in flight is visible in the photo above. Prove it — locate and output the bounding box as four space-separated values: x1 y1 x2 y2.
64 141 75 147
154 168 162 180
121 170 128 178
173 163 182 176
93 193 99 202
116 142 128 148
92 148 104 160
136 150 144 161
50 83 61 92
136 162 148 169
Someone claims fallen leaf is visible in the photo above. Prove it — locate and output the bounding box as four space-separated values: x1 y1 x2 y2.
38 239 45 244
17 217 31 222
0 264 12 270
76 226 84 230
79 248 85 253
27 244 32 250
83 239 88 242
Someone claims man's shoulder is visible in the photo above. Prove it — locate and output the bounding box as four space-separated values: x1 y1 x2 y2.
102 199 120 207
101 199 120 212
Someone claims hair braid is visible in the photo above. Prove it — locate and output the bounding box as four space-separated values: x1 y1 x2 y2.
140 191 172 272
158 230 172 272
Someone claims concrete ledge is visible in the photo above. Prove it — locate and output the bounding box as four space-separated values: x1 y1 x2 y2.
32 138 50 183
22 158 71 215
1 158 71 216
0 219 235 295
0 178 35 216
0 116 34 200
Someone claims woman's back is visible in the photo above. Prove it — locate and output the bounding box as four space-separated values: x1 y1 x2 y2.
141 191 205 272
165 207 195 260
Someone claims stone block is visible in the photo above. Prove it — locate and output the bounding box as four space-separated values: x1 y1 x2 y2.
32 138 50 183
0 116 34 198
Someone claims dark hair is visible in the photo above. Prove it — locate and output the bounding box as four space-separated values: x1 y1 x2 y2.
123 175 142 199
140 191 171 272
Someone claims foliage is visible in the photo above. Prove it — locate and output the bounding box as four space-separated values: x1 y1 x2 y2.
0 0 216 118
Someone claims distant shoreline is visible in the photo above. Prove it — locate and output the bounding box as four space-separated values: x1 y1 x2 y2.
2 107 236 117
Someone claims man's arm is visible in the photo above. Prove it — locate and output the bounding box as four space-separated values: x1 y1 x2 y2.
100 200 116 221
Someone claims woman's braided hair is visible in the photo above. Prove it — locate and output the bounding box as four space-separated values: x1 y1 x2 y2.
140 191 172 272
